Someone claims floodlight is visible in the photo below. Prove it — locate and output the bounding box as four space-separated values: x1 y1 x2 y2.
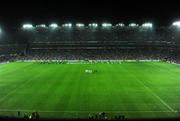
102 23 112 27
62 23 72 27
89 23 98 27
116 23 125 27
49 23 58 28
142 23 153 28
172 21 180 27
22 24 34 29
36 24 47 28
129 23 139 27
76 23 85 27
0 28 2 37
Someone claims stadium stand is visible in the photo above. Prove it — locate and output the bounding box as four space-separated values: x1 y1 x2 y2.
1 24 180 63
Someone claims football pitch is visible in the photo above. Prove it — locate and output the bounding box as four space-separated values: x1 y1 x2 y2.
0 61 180 119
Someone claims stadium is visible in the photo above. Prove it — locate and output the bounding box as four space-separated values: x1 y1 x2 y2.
1 20 180 121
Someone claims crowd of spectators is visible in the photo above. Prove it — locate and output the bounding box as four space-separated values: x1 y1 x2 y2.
1 26 180 64
22 50 167 60
1 49 180 64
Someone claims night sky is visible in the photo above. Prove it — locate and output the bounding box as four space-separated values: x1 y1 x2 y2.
0 0 180 28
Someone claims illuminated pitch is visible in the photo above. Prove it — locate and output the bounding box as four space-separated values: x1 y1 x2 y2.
0 61 180 119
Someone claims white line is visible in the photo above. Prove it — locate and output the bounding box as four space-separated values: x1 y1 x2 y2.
0 109 177 113
0 65 51 103
126 69 176 113
0 67 47 103
0 62 10 65
0 79 32 103
145 86 175 112
138 80 176 112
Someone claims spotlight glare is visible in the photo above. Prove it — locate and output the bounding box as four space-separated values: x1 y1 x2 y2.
22 24 34 29
172 21 180 27
76 23 85 27
62 23 72 27
36 24 47 28
116 23 125 27
142 23 153 28
102 23 112 27
129 23 139 27
49 23 58 28
89 23 98 27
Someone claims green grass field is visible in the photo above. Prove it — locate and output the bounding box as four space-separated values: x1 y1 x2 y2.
0 61 180 119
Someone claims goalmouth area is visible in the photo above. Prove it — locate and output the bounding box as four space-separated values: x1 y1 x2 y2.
0 60 180 120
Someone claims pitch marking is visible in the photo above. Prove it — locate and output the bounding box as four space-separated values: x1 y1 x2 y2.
137 79 176 112
0 109 177 113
